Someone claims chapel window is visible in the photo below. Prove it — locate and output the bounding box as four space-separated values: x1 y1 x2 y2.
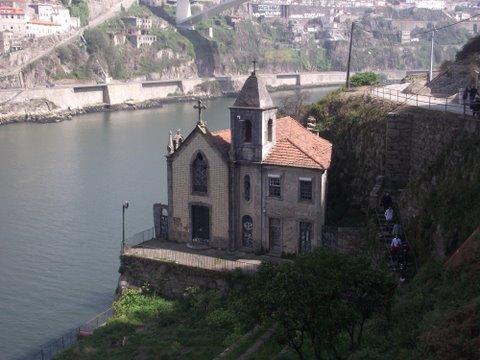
268 175 281 198
192 153 208 194
267 119 273 142
299 178 313 201
243 120 252 143
244 175 251 201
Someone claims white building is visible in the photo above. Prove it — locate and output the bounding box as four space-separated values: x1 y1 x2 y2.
414 0 446 10
26 19 61 37
0 6 26 35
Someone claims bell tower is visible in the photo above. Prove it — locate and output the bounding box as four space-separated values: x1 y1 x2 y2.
229 65 277 162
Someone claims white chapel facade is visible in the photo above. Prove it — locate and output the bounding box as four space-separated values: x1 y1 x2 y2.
164 71 333 255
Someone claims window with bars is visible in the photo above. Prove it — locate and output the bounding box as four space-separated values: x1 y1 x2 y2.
268 176 281 198
192 153 208 194
299 179 313 201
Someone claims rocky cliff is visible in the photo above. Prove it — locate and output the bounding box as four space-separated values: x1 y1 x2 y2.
312 90 480 262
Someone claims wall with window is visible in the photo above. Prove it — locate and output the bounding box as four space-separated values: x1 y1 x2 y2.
262 165 327 254
236 164 262 251
169 131 230 249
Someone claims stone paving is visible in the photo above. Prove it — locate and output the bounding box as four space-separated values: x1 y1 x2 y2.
123 239 289 273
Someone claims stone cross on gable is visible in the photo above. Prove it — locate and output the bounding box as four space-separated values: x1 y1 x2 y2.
193 99 206 125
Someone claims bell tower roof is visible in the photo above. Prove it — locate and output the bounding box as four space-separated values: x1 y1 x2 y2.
233 72 275 109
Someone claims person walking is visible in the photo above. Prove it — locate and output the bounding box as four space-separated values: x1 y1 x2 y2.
385 206 394 222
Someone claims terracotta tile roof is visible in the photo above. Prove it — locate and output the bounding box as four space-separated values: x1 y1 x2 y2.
269 116 332 170
0 6 24 14
263 138 321 169
209 116 332 170
211 129 231 154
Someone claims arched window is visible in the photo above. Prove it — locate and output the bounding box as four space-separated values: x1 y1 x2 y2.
242 215 253 248
243 120 252 143
267 119 273 142
244 175 251 201
192 153 208 194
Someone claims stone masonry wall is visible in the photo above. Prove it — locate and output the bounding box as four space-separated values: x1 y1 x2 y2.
385 113 413 188
119 255 239 299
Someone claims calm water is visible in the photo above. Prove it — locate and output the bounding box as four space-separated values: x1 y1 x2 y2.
0 86 337 360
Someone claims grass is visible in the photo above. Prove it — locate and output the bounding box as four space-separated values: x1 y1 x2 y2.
55 289 246 360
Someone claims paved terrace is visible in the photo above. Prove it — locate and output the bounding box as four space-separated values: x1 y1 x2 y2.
370 84 471 116
123 239 289 274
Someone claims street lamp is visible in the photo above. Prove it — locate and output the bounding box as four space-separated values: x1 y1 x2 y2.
122 201 129 252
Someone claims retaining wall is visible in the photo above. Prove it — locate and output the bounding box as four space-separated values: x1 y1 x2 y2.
119 254 246 299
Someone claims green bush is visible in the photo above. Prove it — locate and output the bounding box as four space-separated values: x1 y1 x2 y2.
349 72 380 87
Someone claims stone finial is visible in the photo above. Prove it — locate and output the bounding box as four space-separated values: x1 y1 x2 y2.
173 129 184 151
167 130 174 154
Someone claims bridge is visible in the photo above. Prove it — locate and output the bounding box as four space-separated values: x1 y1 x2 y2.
176 0 249 28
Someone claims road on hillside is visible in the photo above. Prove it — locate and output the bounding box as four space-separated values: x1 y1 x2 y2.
1 0 136 78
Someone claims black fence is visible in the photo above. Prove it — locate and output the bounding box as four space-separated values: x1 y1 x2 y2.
18 307 114 360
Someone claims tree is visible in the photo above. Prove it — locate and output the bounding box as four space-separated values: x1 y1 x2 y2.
278 90 310 120
243 249 395 359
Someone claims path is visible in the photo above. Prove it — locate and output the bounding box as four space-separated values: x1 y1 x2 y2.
0 0 136 77
370 84 469 116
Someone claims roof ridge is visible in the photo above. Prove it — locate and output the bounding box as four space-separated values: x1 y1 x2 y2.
283 138 324 168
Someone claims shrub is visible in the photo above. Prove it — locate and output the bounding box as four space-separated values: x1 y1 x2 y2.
349 72 380 87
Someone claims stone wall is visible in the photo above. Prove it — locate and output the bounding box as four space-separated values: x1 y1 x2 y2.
385 112 413 188
119 254 242 299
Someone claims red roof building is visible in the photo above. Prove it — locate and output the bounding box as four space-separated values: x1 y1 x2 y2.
163 72 333 256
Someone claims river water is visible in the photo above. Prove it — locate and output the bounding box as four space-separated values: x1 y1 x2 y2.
0 86 337 360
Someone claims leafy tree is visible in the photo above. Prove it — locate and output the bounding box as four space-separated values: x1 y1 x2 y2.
243 249 395 359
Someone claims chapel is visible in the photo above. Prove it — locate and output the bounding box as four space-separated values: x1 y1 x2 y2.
163 71 333 255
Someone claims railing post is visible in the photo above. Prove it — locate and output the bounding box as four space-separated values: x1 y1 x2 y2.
445 98 448 112
416 94 418 106
464 103 466 117
428 96 431 109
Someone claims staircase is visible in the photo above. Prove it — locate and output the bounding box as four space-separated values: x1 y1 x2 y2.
374 199 417 281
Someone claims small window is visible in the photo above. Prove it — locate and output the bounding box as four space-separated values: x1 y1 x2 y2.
299 178 312 201
267 119 273 142
299 222 312 253
243 120 252 143
244 175 251 201
242 215 253 248
268 176 281 198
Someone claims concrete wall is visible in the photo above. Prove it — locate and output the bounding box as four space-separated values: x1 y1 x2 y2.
169 130 230 249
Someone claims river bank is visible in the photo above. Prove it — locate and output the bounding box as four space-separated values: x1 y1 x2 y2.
0 82 340 126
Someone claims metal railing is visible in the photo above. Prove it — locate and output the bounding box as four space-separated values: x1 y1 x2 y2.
370 86 470 116
124 227 155 248
18 307 115 360
123 247 259 274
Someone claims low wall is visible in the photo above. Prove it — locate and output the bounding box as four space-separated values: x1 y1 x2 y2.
0 71 372 113
119 254 247 299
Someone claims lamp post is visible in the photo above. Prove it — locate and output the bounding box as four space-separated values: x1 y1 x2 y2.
122 201 129 252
